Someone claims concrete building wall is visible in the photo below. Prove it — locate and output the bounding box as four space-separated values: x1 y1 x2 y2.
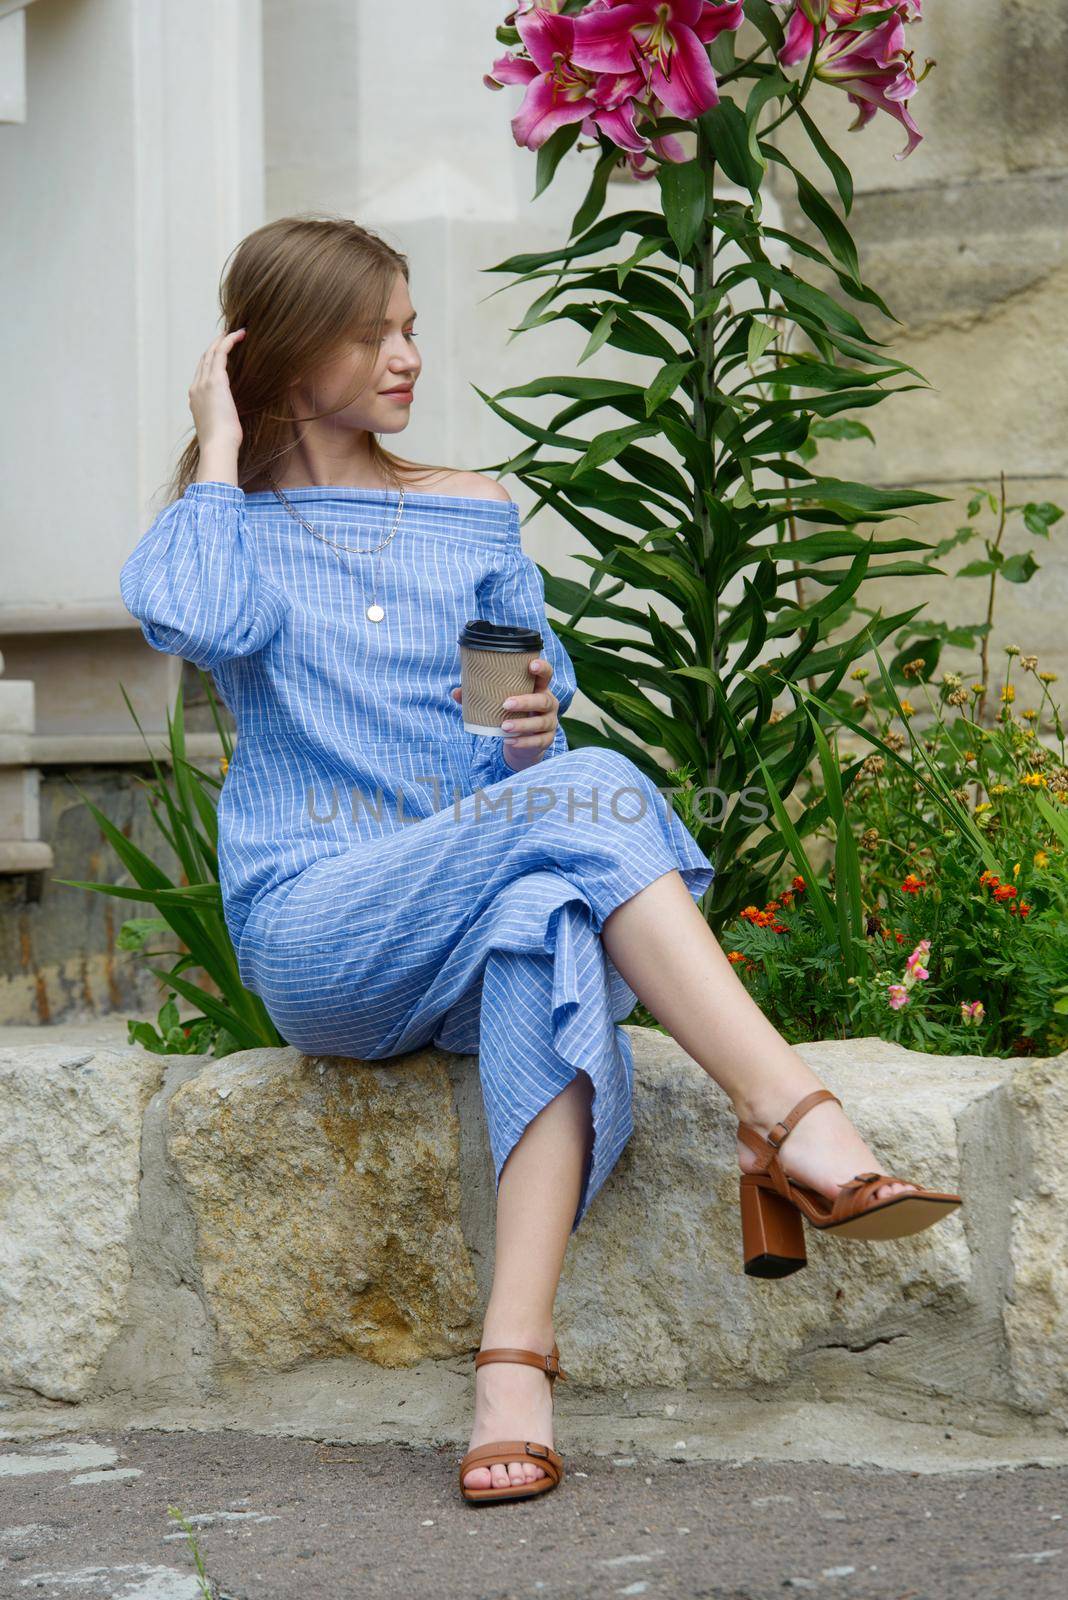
775 1 1068 686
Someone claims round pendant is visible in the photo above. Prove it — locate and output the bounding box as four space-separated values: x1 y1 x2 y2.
366 603 385 622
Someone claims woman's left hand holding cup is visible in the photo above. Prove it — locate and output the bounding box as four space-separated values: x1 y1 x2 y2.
449 658 559 771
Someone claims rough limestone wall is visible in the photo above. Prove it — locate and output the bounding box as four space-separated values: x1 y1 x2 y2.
772 1 1068 690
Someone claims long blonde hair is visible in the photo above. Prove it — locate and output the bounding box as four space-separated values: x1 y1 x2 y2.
162 213 455 506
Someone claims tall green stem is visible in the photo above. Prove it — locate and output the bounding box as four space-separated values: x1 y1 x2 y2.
693 119 720 792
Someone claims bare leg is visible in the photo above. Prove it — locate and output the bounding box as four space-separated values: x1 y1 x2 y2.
601 870 920 1206
462 868 919 1495
462 1070 592 1493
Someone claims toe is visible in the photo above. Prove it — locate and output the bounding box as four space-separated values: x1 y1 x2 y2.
490 1461 512 1489
878 1179 919 1201
464 1465 492 1491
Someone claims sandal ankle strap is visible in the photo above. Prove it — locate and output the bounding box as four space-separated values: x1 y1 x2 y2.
474 1343 569 1381
765 1088 842 1149
737 1087 842 1177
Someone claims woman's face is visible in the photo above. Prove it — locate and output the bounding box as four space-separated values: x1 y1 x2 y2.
292 270 422 435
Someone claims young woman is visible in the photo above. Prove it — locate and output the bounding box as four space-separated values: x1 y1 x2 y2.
120 214 961 1508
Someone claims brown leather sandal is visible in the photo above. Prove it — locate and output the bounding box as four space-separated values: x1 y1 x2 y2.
458 1342 569 1505
737 1088 963 1279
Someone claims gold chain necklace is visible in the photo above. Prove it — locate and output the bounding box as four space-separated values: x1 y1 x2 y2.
265 469 406 623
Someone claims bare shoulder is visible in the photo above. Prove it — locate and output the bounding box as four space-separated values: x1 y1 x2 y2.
438 469 514 503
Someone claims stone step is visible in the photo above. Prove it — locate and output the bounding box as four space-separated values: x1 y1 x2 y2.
0 1027 1064 1447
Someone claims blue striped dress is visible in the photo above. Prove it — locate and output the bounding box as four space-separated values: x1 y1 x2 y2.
120 480 716 1232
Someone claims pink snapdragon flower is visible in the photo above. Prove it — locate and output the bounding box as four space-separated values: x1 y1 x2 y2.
904 938 931 981
886 936 932 1010
960 999 985 1026
775 1 928 159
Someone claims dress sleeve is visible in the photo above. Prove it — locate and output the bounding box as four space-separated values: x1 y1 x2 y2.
119 480 290 670
468 535 579 789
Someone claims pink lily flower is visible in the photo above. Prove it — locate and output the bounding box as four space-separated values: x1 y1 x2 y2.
482 3 642 152
887 983 910 1010
781 0 922 61
569 0 744 120
775 1 927 159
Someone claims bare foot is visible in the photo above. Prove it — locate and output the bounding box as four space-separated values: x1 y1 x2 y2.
736 1093 921 1206
462 1331 557 1494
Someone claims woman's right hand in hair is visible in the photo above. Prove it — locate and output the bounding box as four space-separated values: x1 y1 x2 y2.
189 327 246 460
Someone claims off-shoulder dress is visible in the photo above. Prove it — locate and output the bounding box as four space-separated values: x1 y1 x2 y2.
120 481 716 1232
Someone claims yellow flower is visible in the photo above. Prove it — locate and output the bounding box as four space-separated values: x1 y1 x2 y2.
1022 708 1038 721
851 666 870 681
1013 861 1021 878
1039 671 1058 684
989 783 1009 795
1019 772 1048 788
963 749 977 762
974 801 992 813
899 699 915 717
1034 850 1050 869
219 757 229 777
1000 684 1016 703
970 683 985 696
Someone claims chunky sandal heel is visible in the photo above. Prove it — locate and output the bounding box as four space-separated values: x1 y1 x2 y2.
736 1087 962 1278
740 1172 807 1278
458 1341 569 1505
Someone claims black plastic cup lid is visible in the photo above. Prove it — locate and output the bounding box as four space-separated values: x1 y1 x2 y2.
459 618 542 652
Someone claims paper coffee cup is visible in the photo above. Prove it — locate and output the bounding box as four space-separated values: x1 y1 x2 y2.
458 618 544 736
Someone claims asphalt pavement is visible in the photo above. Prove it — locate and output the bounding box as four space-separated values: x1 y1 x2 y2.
1 1428 1065 1599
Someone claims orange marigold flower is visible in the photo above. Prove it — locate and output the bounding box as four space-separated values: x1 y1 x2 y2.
979 869 1000 888
727 950 746 964
895 931 905 943
791 875 806 892
740 905 761 922
900 873 927 893
771 921 789 934
993 884 1018 901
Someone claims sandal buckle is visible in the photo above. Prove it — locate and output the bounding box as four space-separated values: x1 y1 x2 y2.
767 1121 790 1149
526 1442 549 1459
